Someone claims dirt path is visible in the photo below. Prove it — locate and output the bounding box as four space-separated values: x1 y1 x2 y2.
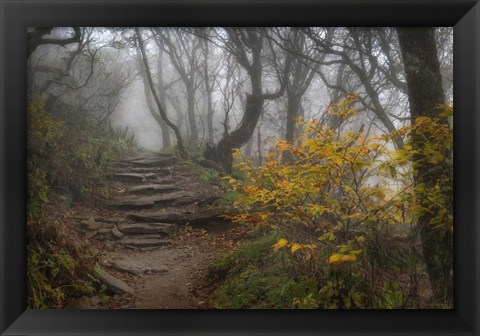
102 221 245 309
66 154 250 309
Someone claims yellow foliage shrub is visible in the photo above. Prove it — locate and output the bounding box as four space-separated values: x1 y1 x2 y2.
225 98 452 278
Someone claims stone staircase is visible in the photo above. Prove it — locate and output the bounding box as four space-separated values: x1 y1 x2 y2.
75 154 219 251
67 153 229 307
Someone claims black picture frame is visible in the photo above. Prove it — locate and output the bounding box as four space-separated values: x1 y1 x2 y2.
1 0 479 335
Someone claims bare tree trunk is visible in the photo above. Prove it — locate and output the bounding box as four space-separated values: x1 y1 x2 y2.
243 136 254 159
257 125 263 166
205 92 264 173
135 28 187 158
203 40 215 145
156 47 171 148
204 28 289 173
295 104 306 141
285 94 302 143
186 79 198 141
283 94 302 163
154 29 201 143
138 51 171 150
397 27 452 306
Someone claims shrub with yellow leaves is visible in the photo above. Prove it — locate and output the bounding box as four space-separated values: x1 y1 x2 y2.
222 97 453 308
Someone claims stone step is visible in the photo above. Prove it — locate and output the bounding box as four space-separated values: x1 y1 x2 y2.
125 184 178 195
115 167 171 175
113 173 157 183
118 237 172 248
79 218 101 231
108 259 168 275
118 223 177 235
154 178 176 185
116 156 175 168
127 211 222 225
106 191 197 210
75 217 124 225
94 267 133 295
117 153 173 162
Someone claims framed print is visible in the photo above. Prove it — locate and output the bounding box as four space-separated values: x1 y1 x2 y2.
1 0 479 335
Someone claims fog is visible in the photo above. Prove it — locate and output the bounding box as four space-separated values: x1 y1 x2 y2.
113 79 164 151
27 27 453 167
25 26 455 310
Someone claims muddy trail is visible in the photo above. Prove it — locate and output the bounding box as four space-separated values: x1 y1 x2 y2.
65 154 251 309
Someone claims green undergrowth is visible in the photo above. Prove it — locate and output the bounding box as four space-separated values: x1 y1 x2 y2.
179 160 245 215
209 232 320 309
208 230 376 309
27 215 100 308
27 97 135 308
185 161 223 185
208 225 426 309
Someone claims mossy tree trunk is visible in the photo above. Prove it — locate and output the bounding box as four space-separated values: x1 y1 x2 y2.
397 27 453 306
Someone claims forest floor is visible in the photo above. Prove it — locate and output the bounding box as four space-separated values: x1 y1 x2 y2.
62 153 252 309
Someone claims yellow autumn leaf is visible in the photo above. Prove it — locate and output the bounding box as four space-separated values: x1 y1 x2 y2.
356 236 366 245
329 253 356 264
291 243 302 254
329 254 343 264
319 231 336 241
342 254 357 262
232 149 242 159
277 140 290 152
272 238 288 252
415 116 431 127
259 213 269 220
350 213 366 220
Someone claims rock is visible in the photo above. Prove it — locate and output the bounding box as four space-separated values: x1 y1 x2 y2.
126 184 178 195
137 246 162 251
98 228 113 235
118 223 177 235
89 296 102 306
116 167 171 175
107 191 196 210
106 198 155 210
118 237 172 248
128 212 222 225
113 173 157 183
111 225 124 239
100 223 115 229
129 157 175 167
170 195 198 206
149 191 196 205
94 267 134 295
154 178 175 185
85 231 97 239
116 154 172 164
80 218 100 231
110 259 168 275
65 296 92 309
125 234 168 240
95 217 123 224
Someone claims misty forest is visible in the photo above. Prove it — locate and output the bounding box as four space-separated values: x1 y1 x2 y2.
27 27 453 309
